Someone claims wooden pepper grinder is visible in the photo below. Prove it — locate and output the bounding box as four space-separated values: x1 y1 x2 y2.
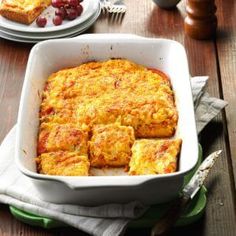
184 0 217 40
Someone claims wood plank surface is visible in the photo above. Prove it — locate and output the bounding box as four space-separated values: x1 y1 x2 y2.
0 0 235 235
215 0 236 190
0 41 31 141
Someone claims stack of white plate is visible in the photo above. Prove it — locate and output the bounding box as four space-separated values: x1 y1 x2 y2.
0 0 100 43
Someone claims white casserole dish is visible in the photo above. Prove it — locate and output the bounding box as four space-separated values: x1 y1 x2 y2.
16 34 198 206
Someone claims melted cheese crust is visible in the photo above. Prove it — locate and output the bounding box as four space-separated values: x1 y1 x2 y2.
41 59 177 138
38 123 89 155
36 152 90 176
0 0 51 24
1 0 50 10
89 123 135 167
37 59 180 176
129 139 182 175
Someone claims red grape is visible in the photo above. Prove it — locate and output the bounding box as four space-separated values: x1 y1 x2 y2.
55 7 66 19
77 4 83 16
66 8 78 20
68 0 78 7
52 0 64 8
36 16 47 27
53 15 63 25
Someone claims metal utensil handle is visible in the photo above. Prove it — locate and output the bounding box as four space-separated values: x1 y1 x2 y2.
151 195 190 236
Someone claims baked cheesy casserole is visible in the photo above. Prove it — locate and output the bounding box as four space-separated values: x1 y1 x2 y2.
37 123 89 155
0 0 51 24
89 123 135 167
129 139 182 175
36 152 90 176
36 59 181 176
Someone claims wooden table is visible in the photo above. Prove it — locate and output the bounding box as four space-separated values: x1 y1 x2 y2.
0 0 235 235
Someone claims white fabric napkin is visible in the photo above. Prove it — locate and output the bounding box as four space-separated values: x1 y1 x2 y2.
0 76 227 236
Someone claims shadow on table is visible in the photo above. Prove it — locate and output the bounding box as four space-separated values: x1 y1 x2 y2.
123 217 205 236
216 29 231 41
45 217 206 236
200 120 224 154
146 5 183 38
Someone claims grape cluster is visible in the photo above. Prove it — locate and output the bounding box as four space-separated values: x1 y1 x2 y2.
36 0 84 27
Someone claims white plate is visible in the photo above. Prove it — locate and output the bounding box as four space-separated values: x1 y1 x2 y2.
0 22 93 43
0 6 101 41
0 0 99 33
0 28 88 44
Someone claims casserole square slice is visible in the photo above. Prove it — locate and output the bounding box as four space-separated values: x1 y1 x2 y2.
129 139 182 175
0 0 51 24
37 123 89 155
36 151 90 176
89 123 135 167
39 98 78 125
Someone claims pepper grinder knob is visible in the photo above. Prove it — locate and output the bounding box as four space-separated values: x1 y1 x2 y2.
184 0 217 40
